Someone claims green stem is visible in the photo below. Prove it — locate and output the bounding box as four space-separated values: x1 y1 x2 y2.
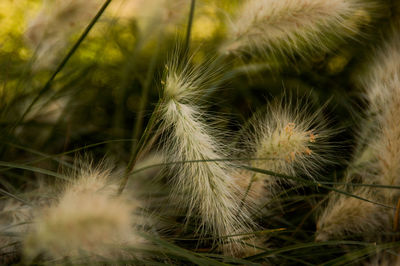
183 0 196 59
132 40 161 144
0 188 32 206
118 103 161 194
242 165 394 210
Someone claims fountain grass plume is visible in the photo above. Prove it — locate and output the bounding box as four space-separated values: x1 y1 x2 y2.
316 27 400 242
23 163 146 262
222 0 381 60
158 56 255 252
237 97 337 209
315 185 391 242
361 27 400 200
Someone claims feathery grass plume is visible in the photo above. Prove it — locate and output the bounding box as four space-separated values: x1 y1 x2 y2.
158 56 254 252
237 98 336 209
315 185 391 242
23 164 147 262
360 27 400 201
316 27 400 242
25 0 101 70
221 0 379 60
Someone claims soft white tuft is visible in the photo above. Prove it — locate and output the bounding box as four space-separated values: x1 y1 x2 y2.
316 186 391 242
316 27 400 242
23 165 146 262
362 28 400 200
159 58 254 252
222 0 380 59
237 98 336 209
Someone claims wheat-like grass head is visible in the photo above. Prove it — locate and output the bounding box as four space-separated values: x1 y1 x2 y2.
159 57 255 254
222 0 380 60
250 98 336 179
235 97 337 212
316 187 391 242
23 165 146 262
359 27 400 199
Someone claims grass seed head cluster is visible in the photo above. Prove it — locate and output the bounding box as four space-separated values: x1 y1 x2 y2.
23 165 147 262
159 59 254 252
222 0 379 60
316 27 400 243
2 0 400 264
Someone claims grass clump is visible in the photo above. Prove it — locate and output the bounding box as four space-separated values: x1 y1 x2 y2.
1 0 400 264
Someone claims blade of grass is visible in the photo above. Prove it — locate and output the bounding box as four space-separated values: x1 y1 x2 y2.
241 165 395 209
0 161 67 180
0 140 74 169
128 158 400 191
245 241 370 261
183 0 196 59
131 39 161 144
0 139 135 171
276 254 315 266
321 241 400 266
118 107 161 194
170 228 286 241
199 252 261 266
140 233 228 266
0 188 31 206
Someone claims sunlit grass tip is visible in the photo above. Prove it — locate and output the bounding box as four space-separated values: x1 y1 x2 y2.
236 96 338 209
158 55 255 253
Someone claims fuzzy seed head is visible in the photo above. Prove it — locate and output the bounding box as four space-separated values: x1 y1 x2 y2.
316 28 400 243
316 187 391 242
236 99 336 210
361 27 400 200
23 168 145 261
222 0 380 59
0 184 53 264
251 100 335 179
159 59 253 252
364 29 400 116
254 121 317 173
